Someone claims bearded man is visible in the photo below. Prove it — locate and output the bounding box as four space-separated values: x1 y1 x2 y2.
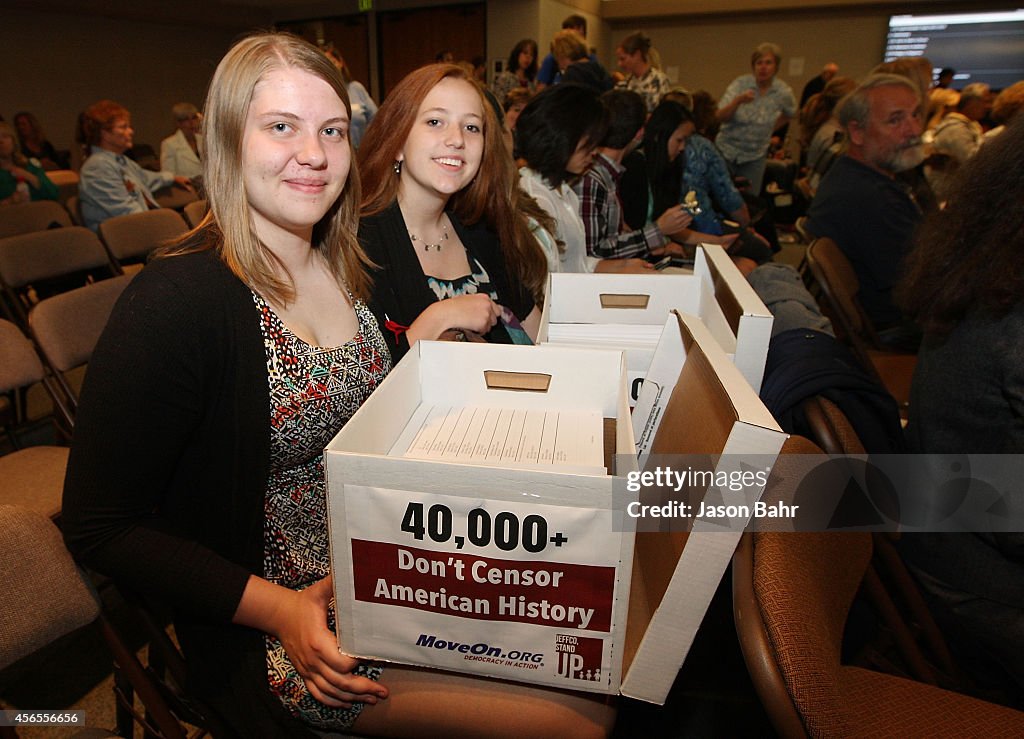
807 74 925 340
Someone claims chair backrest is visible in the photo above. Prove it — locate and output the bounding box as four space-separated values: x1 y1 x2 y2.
0 318 45 393
802 395 867 456
182 198 208 229
29 273 133 375
0 200 74 239
0 504 101 670
98 208 188 265
46 169 80 207
805 237 883 348
733 435 856 738
0 226 111 290
65 194 83 225
794 216 813 245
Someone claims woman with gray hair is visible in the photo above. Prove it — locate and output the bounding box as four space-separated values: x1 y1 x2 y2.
159 101 204 179
715 42 797 194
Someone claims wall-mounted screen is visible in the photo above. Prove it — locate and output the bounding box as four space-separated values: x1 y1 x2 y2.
884 9 1024 90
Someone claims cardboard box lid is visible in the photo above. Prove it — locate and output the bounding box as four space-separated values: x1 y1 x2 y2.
618 312 786 704
538 246 773 391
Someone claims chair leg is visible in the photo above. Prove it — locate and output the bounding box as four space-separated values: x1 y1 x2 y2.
98 616 187 739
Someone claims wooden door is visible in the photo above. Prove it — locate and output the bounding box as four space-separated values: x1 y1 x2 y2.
377 3 485 100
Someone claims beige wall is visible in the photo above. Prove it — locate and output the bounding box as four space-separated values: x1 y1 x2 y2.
1 7 241 159
488 0 541 76
602 10 889 99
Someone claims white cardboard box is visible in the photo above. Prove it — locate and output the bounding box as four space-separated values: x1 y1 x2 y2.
325 341 639 695
325 314 786 705
538 244 773 398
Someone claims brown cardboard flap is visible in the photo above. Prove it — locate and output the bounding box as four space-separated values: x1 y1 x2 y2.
599 293 651 310
622 530 689 676
705 252 743 335
649 316 737 457
482 370 551 392
621 312 742 678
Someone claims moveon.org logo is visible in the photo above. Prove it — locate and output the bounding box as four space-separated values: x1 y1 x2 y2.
415 634 544 664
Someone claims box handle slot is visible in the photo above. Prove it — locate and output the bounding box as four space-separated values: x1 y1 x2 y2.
483 370 552 392
599 293 650 309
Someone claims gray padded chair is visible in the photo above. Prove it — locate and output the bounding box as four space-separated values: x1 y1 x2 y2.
0 200 73 240
0 227 114 329
0 504 101 670
97 209 188 274
0 319 69 518
0 504 120 738
28 275 134 431
182 198 208 229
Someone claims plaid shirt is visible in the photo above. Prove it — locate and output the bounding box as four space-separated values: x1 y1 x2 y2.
572 152 664 259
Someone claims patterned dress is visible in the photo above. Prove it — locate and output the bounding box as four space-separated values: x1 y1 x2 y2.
255 290 391 730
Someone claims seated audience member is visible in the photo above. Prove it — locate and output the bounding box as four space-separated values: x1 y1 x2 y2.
689 90 720 141
799 76 857 187
799 61 839 107
492 39 539 105
935 66 955 89
928 82 991 199
618 101 770 258
358 64 546 362
517 84 649 274
872 56 939 216
806 74 924 346
78 99 192 231
159 102 204 180
985 80 1024 140
63 33 392 736
502 87 532 134
925 87 960 133
897 115 1024 708
614 32 670 113
0 120 59 204
552 30 613 94
573 90 691 261
13 111 69 170
536 14 590 89
319 42 378 149
715 42 797 195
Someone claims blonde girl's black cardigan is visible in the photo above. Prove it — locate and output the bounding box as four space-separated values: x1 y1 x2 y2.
62 249 319 737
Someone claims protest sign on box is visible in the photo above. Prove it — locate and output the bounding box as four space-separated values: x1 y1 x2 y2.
325 341 638 694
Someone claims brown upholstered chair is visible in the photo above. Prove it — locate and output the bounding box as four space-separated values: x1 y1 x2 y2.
0 320 68 518
0 200 74 240
28 275 134 433
98 209 188 274
65 195 83 226
801 395 963 690
0 505 120 738
804 237 916 414
733 436 1024 737
0 504 101 669
0 227 115 329
0 503 203 739
182 198 208 229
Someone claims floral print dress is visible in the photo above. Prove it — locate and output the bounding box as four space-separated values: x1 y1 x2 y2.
254 290 390 730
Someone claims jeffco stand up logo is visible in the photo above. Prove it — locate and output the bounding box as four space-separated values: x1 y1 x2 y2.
555 634 604 682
